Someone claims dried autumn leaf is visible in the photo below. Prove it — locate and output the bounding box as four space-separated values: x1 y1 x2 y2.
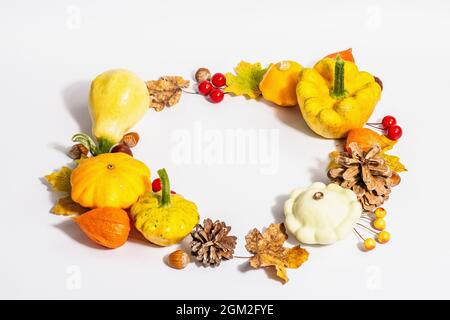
381 153 408 173
146 76 190 111
380 135 397 153
245 223 309 283
327 150 342 170
224 61 269 99
45 166 72 193
51 196 89 216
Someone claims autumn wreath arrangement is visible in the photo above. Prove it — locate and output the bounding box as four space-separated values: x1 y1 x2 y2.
43 48 406 283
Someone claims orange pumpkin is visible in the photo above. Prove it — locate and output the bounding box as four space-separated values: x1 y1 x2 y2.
71 153 151 209
74 207 131 249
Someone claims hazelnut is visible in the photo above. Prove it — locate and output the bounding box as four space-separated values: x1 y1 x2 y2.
167 249 190 269
121 132 140 148
68 144 88 159
195 68 211 83
111 144 133 156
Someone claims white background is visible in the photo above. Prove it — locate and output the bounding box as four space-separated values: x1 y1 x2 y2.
1 0 449 299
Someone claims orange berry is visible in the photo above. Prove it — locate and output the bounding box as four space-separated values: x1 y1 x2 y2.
364 238 376 251
373 218 386 231
374 207 386 219
378 231 391 244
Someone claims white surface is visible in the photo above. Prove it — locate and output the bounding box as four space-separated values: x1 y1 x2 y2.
1 0 449 299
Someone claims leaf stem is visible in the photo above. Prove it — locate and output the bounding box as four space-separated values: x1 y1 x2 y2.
353 228 365 241
356 223 378 235
181 89 198 95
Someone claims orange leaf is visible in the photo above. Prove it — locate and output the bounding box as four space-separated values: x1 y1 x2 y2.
245 223 309 283
326 48 355 63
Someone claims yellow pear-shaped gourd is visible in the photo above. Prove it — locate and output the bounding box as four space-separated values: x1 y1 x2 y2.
259 60 303 107
71 153 151 209
130 169 200 246
89 69 149 153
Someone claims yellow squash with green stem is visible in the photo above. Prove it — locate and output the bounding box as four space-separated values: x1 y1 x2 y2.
296 56 381 139
130 168 200 246
73 69 149 154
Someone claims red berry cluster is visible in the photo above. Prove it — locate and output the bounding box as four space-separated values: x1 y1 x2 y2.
368 115 403 140
195 68 226 103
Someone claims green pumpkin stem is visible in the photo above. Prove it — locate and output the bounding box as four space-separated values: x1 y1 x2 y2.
331 55 347 99
158 168 171 207
97 137 115 154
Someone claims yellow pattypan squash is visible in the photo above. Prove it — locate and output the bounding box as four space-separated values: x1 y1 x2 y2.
89 69 150 153
259 60 303 107
296 56 381 139
71 153 151 209
130 168 200 246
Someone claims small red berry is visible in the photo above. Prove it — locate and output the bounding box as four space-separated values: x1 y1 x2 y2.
387 125 402 140
382 115 397 129
209 88 224 103
152 178 162 192
170 190 176 194
198 80 212 95
211 73 226 87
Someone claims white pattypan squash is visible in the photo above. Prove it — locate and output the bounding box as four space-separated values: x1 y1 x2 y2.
284 182 361 245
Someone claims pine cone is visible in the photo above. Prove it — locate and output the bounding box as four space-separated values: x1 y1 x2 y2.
328 142 400 211
190 218 237 267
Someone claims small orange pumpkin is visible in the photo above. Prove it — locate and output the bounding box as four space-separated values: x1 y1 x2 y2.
74 207 131 249
71 153 151 209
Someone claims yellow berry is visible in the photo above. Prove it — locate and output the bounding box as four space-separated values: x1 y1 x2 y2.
373 218 386 230
378 231 391 244
364 238 376 251
374 207 386 219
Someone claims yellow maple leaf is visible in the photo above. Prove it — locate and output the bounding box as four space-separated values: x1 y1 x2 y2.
327 151 341 170
45 166 72 193
51 196 89 216
224 61 270 99
245 223 309 283
380 135 397 153
381 153 408 173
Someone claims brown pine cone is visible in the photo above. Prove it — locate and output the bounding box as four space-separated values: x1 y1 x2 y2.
190 218 237 267
328 142 400 211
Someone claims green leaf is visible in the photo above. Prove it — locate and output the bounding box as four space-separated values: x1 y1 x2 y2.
224 61 269 99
